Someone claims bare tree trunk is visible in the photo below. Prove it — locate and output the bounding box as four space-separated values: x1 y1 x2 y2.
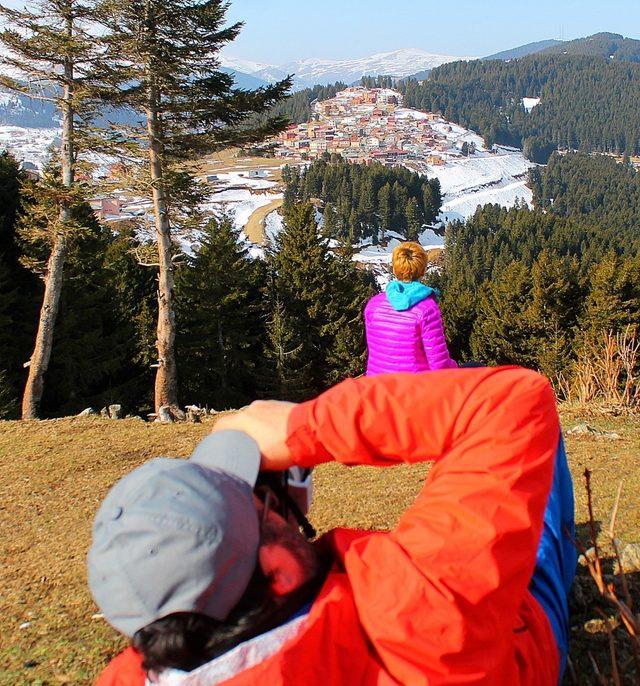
21 43 74 419
146 88 178 412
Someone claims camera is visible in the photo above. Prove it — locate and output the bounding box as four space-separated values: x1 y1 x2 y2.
254 467 315 539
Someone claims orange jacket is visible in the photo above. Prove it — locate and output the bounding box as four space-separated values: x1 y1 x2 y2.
96 367 560 686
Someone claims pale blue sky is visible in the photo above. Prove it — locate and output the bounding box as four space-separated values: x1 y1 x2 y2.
223 0 640 65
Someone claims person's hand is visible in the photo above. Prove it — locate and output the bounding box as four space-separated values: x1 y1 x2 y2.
212 400 297 471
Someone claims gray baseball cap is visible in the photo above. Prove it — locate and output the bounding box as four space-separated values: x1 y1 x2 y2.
87 430 262 637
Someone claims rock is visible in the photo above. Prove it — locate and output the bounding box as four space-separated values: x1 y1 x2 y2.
613 542 640 575
185 405 205 423
186 408 201 423
168 405 186 422
77 407 95 417
19 621 31 629
157 405 173 423
100 406 110 418
577 547 597 567
108 404 123 419
566 423 621 440
584 616 619 634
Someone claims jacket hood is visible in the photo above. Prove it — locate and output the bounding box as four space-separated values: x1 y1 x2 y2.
385 280 438 311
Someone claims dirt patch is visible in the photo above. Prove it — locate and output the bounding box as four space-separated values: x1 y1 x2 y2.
1 410 639 684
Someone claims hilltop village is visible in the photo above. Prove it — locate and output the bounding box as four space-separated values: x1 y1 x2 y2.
273 86 476 166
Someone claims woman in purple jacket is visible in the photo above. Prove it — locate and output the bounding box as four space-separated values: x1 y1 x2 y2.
365 242 457 375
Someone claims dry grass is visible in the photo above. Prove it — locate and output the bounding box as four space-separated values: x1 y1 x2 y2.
1 410 639 685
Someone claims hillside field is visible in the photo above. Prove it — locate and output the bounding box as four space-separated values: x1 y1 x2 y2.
1 409 639 684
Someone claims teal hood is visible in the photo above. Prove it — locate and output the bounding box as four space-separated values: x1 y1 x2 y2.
385 280 439 311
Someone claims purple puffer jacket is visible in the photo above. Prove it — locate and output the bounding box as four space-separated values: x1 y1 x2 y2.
364 289 457 375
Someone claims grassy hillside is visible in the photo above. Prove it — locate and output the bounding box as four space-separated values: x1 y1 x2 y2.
1 411 639 684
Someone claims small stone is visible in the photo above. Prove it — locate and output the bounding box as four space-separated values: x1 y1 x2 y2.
186 409 201 423
100 406 109 418
19 621 31 629
613 542 640 575
158 405 173 423
77 407 95 417
577 547 597 567
91 613 104 620
108 404 123 419
566 423 621 440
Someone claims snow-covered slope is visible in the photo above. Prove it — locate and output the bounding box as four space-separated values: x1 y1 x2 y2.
218 56 274 74
281 49 469 86
220 48 470 89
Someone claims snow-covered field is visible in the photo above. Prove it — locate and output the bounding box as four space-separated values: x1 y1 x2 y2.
0 126 60 169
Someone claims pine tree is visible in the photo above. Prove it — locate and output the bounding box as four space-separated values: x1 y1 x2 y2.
470 261 535 367
378 183 393 244
94 0 291 411
268 202 374 397
0 257 20 418
0 153 37 409
262 295 312 401
580 251 640 343
102 223 158 409
527 251 582 381
40 207 143 415
175 218 265 409
0 0 100 418
270 203 329 395
405 198 423 241
323 247 374 385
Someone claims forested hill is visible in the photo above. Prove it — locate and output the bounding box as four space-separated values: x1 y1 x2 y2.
529 152 640 232
393 55 640 161
541 32 640 63
437 153 640 379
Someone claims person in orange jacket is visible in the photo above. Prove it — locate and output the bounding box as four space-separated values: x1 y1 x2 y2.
89 367 576 686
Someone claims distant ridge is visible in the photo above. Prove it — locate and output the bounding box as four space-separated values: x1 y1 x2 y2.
483 39 562 61
221 49 468 90
219 67 271 90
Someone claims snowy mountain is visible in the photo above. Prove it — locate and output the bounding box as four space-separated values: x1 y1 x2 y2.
220 48 470 89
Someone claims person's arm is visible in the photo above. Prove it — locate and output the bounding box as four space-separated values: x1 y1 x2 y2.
285 367 559 684
420 298 457 369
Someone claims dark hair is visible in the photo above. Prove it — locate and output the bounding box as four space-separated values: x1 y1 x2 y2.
133 557 329 676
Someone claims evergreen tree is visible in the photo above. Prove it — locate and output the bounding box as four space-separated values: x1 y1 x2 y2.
262 295 312 401
0 0 100 417
270 203 329 395
0 153 37 411
175 218 265 409
94 0 291 411
405 198 423 241
40 207 144 415
323 248 374 385
378 183 393 244
268 202 374 398
580 251 640 342
470 261 535 367
526 251 581 381
0 369 15 418
102 223 158 409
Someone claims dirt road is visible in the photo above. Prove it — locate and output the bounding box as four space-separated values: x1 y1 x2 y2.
244 198 283 244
